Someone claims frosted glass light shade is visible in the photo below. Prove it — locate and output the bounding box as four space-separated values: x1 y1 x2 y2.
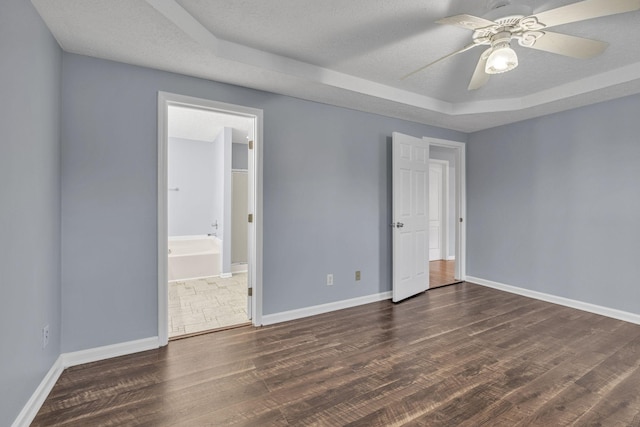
485 44 518 74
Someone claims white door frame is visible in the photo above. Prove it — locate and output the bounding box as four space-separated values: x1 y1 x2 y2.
424 137 466 280
429 159 449 261
157 92 264 346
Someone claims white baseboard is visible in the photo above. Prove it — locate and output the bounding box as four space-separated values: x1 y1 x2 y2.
169 274 221 282
466 276 640 325
231 263 248 273
446 256 456 261
11 356 64 427
219 272 233 279
62 337 159 367
261 291 392 326
12 337 160 427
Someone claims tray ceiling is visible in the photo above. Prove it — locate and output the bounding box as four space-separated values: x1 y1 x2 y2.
32 0 640 131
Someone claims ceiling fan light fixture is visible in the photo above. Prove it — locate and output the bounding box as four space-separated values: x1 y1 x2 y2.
485 41 518 74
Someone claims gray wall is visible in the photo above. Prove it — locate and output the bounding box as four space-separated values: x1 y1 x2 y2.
0 0 62 424
430 146 456 259
467 93 640 314
60 53 466 352
232 142 249 170
168 137 216 236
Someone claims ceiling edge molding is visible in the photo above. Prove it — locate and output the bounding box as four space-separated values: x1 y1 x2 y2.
145 0 454 114
145 0 640 120
146 0 219 51
453 62 640 115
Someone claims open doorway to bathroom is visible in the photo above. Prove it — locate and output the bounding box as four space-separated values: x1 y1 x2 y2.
158 93 263 343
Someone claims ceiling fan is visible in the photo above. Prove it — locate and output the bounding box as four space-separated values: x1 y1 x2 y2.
403 0 640 90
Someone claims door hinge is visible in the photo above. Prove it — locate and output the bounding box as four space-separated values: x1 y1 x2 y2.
459 218 463 223
248 213 253 223
248 287 253 296
248 140 254 150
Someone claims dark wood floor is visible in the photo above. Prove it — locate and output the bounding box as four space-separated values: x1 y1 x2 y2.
33 283 640 426
429 260 456 289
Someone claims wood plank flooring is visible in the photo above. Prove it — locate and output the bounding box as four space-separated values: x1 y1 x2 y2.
429 260 456 289
33 283 640 426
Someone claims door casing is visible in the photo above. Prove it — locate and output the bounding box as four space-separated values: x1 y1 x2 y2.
157 92 264 346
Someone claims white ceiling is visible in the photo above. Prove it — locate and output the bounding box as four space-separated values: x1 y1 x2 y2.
31 0 640 132
168 105 252 143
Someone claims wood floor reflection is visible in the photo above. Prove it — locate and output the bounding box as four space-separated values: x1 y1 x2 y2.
430 259 457 289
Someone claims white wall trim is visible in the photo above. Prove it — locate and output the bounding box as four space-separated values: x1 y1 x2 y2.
231 263 248 274
446 256 456 261
219 272 233 279
261 291 392 326
11 356 64 427
467 276 640 325
61 337 160 367
158 92 170 346
12 337 159 427
169 274 219 283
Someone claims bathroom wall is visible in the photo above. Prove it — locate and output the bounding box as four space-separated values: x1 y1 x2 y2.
0 0 62 424
232 142 249 170
167 137 216 236
168 126 235 243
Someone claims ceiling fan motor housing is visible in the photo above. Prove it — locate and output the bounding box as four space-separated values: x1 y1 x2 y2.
486 0 512 11
491 31 514 47
472 14 547 50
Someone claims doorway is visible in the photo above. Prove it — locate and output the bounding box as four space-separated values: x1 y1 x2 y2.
427 138 465 287
428 156 455 288
391 133 465 302
157 92 263 345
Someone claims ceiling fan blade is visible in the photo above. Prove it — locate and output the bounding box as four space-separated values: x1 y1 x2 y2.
468 49 492 91
524 31 609 58
402 43 481 80
531 0 640 29
436 14 496 30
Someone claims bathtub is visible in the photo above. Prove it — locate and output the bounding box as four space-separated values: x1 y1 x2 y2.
168 236 221 281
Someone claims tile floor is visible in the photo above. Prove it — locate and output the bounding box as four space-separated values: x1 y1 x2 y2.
168 273 249 338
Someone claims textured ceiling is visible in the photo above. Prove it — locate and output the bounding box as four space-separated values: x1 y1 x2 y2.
168 106 253 143
31 0 640 132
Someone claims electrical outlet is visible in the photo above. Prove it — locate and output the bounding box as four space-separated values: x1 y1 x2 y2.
355 271 361 281
326 273 334 286
42 325 49 349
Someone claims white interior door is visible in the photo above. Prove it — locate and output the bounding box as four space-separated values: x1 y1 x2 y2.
392 132 430 302
429 162 443 261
